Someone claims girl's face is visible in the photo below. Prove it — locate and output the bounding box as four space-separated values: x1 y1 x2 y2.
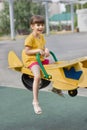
31 23 45 35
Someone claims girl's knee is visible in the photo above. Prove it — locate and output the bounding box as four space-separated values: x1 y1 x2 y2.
34 75 41 81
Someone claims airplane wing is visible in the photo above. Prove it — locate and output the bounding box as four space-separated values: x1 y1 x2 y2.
44 57 87 90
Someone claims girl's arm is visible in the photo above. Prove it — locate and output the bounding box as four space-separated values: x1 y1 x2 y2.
24 46 45 55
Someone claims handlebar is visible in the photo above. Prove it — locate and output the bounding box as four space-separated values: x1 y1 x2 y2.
36 51 58 79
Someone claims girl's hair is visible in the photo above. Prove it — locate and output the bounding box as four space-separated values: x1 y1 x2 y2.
30 15 45 25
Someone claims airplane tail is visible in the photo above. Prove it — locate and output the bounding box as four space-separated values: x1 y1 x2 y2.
8 51 23 70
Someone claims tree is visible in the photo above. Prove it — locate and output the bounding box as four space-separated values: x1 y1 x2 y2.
0 0 45 35
14 0 32 34
0 1 10 35
83 3 87 8
14 0 45 34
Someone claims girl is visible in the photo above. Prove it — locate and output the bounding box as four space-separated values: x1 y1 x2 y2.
22 15 50 114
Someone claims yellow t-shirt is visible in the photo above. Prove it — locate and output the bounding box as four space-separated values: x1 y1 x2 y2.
22 33 46 67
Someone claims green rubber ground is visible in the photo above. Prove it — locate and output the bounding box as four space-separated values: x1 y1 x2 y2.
0 86 87 130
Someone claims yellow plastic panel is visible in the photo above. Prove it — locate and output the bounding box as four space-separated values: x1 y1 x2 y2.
8 51 23 69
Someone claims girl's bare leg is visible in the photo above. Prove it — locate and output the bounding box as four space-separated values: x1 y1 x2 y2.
31 65 42 114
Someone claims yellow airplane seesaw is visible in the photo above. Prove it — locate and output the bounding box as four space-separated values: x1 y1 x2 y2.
8 50 87 97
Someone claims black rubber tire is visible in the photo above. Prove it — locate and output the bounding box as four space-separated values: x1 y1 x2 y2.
21 74 51 91
68 89 78 97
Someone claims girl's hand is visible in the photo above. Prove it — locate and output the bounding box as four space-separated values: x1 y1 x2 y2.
45 48 50 57
39 49 45 56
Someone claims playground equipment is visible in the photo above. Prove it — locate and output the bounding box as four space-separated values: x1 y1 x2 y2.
8 51 87 97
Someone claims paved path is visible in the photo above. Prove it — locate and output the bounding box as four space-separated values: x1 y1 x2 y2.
0 32 87 96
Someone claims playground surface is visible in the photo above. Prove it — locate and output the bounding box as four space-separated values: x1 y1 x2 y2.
0 86 87 130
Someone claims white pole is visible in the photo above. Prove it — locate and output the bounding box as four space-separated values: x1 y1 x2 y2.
9 0 15 39
70 3 74 32
45 1 49 35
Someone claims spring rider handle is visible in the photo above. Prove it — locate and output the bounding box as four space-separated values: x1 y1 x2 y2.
36 51 58 79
